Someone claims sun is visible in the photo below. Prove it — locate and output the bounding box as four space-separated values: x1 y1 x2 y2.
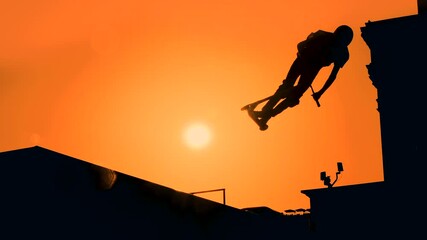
183 122 212 149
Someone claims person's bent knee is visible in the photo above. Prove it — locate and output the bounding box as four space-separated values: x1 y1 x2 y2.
288 98 300 107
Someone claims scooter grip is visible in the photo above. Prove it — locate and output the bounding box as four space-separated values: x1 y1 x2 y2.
314 98 321 107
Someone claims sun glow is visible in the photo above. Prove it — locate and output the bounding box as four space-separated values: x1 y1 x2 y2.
183 123 212 150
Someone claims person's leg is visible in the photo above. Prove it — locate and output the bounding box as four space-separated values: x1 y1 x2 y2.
268 64 321 118
259 57 303 118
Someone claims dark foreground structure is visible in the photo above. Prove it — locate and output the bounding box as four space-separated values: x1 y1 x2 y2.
0 146 310 239
302 1 426 238
2 1 426 239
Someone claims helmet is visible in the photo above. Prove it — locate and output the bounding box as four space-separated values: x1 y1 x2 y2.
334 25 353 46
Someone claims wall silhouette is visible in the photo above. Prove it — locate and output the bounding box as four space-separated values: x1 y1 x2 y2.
302 1 426 238
362 4 426 189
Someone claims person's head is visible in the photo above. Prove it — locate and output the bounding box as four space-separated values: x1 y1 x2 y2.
334 25 353 46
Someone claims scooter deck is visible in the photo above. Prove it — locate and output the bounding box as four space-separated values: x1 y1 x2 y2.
244 108 268 131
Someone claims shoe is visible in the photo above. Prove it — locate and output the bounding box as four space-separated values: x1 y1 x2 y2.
259 123 268 131
258 117 269 131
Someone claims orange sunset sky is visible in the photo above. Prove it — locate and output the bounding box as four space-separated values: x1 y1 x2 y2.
0 1 417 212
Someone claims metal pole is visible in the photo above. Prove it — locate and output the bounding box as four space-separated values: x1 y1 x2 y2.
190 188 226 205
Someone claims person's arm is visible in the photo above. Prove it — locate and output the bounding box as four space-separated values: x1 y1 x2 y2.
312 64 340 101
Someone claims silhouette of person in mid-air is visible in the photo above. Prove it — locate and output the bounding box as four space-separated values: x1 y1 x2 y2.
247 25 353 131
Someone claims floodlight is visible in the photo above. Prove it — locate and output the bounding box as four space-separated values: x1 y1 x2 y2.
320 171 326 181
337 162 344 172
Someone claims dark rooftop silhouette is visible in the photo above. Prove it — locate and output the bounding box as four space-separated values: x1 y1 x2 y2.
0 146 311 239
